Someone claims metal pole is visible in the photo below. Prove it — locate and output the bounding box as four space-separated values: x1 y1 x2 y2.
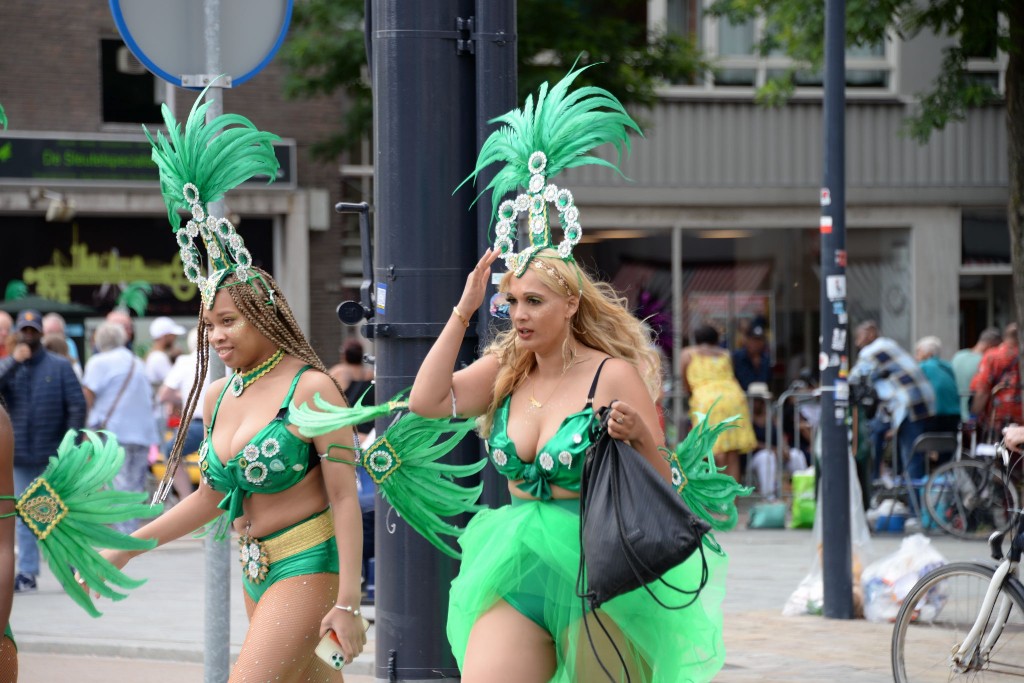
820 0 852 619
202 0 232 678
472 0 516 508
371 0 480 679
671 226 684 442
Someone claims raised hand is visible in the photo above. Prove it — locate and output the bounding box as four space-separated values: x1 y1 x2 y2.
456 249 501 317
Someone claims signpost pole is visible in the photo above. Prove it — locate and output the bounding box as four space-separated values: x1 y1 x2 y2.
201 2 232 681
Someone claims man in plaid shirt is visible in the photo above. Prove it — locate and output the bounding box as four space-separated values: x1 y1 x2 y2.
850 320 936 482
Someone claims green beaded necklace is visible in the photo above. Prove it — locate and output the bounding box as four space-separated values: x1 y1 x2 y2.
229 348 285 397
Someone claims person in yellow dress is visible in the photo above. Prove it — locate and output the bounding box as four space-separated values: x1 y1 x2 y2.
680 324 757 482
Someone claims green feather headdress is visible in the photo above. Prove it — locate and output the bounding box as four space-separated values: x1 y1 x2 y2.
458 63 642 276
144 83 280 309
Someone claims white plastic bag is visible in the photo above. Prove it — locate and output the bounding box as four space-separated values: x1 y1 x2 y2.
861 533 946 623
782 454 871 616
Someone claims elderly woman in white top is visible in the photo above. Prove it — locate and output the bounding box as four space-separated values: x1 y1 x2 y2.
83 321 159 533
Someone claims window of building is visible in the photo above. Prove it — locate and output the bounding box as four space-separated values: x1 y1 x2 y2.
961 210 1010 267
100 39 162 124
651 0 893 92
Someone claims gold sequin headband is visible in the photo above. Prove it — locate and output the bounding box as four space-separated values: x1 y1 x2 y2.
530 259 575 297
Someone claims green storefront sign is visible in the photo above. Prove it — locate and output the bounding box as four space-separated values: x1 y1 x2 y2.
0 134 294 186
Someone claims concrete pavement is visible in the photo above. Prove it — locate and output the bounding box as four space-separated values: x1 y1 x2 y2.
12 503 992 682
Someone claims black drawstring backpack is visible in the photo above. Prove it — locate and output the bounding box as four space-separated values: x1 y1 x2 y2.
576 403 711 682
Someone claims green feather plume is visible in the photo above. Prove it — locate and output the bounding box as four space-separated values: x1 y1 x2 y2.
290 388 409 436
665 411 752 537
292 393 484 560
4 280 27 301
361 412 485 559
457 62 642 219
143 82 280 230
116 281 152 317
17 430 160 617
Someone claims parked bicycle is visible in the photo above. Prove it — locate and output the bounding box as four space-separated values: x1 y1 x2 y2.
922 434 1020 540
891 442 1024 681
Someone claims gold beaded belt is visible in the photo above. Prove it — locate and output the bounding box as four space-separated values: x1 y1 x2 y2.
238 509 335 584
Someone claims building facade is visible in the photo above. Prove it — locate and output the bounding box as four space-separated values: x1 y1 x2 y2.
1 2 1010 396
557 1 1010 402
0 1 354 363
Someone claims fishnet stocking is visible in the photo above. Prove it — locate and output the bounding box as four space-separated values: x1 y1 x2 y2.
234 573 344 683
566 610 650 683
0 635 17 683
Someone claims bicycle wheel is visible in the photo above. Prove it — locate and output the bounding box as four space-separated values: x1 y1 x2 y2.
892 562 1024 682
922 460 1019 539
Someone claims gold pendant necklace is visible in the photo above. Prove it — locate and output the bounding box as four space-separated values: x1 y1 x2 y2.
230 348 285 397
528 367 570 410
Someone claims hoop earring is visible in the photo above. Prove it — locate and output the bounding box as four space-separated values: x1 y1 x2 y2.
561 332 577 374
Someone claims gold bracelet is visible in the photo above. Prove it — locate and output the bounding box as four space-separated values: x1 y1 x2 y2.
452 306 469 328
334 603 362 617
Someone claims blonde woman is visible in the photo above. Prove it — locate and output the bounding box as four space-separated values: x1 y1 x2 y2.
409 249 727 682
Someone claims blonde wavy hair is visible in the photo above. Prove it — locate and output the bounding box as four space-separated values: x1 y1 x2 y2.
478 249 661 438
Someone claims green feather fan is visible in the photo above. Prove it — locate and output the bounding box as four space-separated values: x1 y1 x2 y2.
360 412 485 559
15 430 160 617
291 398 485 559
665 411 752 539
457 62 642 221
143 82 280 231
289 388 409 436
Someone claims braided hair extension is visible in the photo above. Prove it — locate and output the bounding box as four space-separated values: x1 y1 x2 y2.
155 267 350 503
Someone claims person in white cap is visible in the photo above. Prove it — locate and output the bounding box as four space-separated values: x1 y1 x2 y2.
145 317 186 387
145 316 186 449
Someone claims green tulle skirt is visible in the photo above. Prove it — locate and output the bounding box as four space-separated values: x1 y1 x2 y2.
447 497 727 682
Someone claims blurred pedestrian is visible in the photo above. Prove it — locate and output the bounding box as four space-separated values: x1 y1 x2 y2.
145 316 186 453
681 324 758 483
104 308 134 349
0 309 86 592
145 316 185 390
951 327 1000 422
329 338 375 439
0 313 11 360
157 327 208 500
42 312 79 367
41 333 82 381
82 322 158 534
970 323 1022 442
850 321 935 482
914 336 961 433
732 319 771 392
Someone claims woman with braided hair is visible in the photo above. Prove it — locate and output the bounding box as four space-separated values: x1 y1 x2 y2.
100 266 367 681
93 87 367 681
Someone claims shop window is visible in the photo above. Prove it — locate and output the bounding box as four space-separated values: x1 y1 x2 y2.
962 211 1010 266
100 39 162 124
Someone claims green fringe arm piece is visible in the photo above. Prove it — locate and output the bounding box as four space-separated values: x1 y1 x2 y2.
0 103 7 129
666 411 753 538
290 389 409 438
143 83 280 230
17 430 160 617
456 62 643 221
361 412 485 559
